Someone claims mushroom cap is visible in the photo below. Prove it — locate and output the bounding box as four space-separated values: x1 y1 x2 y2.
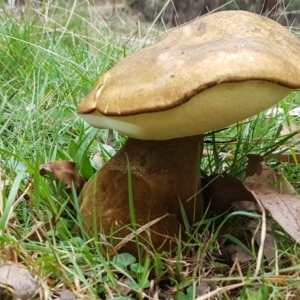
78 10 300 140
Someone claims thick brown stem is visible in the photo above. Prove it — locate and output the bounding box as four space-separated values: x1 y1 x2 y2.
80 134 204 253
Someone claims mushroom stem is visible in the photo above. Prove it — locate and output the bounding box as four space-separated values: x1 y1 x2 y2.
80 134 204 250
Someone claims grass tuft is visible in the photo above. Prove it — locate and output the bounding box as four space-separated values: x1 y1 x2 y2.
1 1 300 299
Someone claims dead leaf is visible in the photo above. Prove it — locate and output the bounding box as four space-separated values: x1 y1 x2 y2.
203 174 254 213
59 287 76 300
244 182 300 243
231 201 259 212
244 155 300 243
280 123 300 141
245 154 264 176
196 282 210 296
216 244 253 264
0 263 37 300
227 202 277 264
92 153 104 167
245 154 297 195
40 161 85 193
117 278 132 297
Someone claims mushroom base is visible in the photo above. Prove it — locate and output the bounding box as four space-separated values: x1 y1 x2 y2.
79 135 204 256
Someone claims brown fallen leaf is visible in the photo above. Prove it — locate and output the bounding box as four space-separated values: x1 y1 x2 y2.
211 243 253 271
231 200 259 212
196 282 210 296
221 244 253 264
0 263 38 300
243 154 300 243
59 287 76 300
244 182 300 243
202 174 254 213
117 277 132 297
245 154 297 195
231 202 276 264
40 160 85 193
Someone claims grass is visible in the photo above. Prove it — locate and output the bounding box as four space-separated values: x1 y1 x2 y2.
1 1 300 299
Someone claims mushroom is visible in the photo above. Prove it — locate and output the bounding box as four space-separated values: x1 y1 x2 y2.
78 10 300 254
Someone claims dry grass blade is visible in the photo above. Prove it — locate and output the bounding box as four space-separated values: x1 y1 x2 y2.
195 282 247 300
249 219 276 265
114 213 171 251
244 182 300 243
247 190 267 277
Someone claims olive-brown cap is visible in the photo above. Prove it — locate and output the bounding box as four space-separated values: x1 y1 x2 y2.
78 10 300 140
